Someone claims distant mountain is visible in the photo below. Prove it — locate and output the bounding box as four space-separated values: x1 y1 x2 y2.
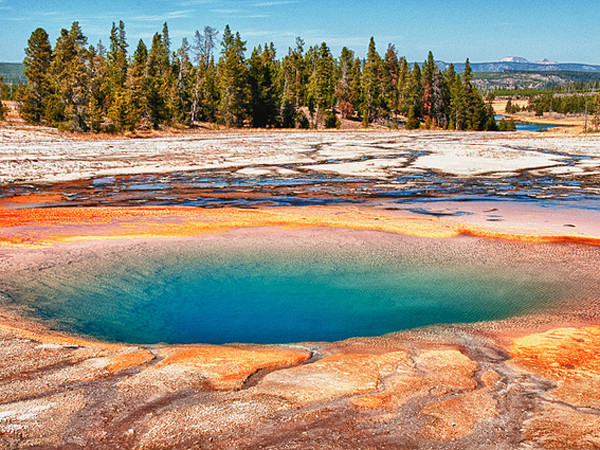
0 63 25 84
499 56 529 63
437 59 600 73
535 58 558 65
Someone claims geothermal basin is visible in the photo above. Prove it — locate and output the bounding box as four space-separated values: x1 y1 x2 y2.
2 130 600 449
0 228 591 346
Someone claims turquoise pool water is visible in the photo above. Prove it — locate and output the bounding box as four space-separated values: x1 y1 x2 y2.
4 233 573 345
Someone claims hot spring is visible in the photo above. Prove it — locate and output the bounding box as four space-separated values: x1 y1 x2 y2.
1 228 594 345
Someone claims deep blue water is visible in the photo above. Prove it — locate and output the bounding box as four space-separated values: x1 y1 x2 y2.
515 122 557 131
495 115 558 131
8 240 569 345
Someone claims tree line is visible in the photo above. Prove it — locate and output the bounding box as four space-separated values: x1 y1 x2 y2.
526 93 600 117
16 21 497 132
0 77 5 121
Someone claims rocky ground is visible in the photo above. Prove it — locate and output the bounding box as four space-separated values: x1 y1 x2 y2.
2 125 600 186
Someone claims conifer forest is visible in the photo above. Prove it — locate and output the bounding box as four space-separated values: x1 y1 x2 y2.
16 21 497 132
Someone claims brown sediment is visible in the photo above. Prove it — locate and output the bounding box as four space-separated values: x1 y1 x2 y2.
1 204 599 249
148 345 311 390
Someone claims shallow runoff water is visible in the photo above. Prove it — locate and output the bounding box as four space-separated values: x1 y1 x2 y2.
3 230 589 345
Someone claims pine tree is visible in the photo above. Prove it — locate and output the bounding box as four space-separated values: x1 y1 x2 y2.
107 21 128 90
248 43 279 127
47 22 91 131
145 32 170 128
108 88 138 131
431 70 446 128
405 106 420 129
335 47 354 119
306 42 335 125
281 37 307 126
397 57 410 115
105 21 129 131
21 28 53 123
462 58 490 130
408 62 423 122
381 44 400 124
348 57 363 117
0 76 6 121
191 26 219 123
421 51 436 120
217 25 250 127
463 58 473 86
124 39 148 128
362 37 381 125
173 38 194 125
87 44 108 131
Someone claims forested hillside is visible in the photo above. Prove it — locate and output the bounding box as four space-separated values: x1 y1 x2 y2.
0 63 26 84
15 21 496 132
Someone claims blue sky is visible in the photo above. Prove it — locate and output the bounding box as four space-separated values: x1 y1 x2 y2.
1 0 598 64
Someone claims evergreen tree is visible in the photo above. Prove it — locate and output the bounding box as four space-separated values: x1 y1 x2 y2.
107 88 138 131
248 43 279 127
198 57 220 123
191 27 220 123
107 21 128 90
382 44 400 124
21 28 53 123
362 36 381 125
421 51 436 121
124 39 148 128
397 57 410 115
173 38 194 124
47 22 91 131
461 58 493 130
281 37 307 126
335 47 355 118
306 42 335 125
162 22 171 57
0 76 6 121
145 32 171 128
408 62 423 122
431 69 446 128
86 44 108 131
348 57 363 116
217 25 249 127
463 58 473 86
405 105 420 129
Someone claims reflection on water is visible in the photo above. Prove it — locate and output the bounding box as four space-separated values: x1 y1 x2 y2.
495 115 559 131
2 164 600 210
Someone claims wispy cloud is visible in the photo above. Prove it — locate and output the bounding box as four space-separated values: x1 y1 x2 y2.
251 0 298 7
211 8 244 14
211 8 267 18
130 9 195 21
178 0 219 6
